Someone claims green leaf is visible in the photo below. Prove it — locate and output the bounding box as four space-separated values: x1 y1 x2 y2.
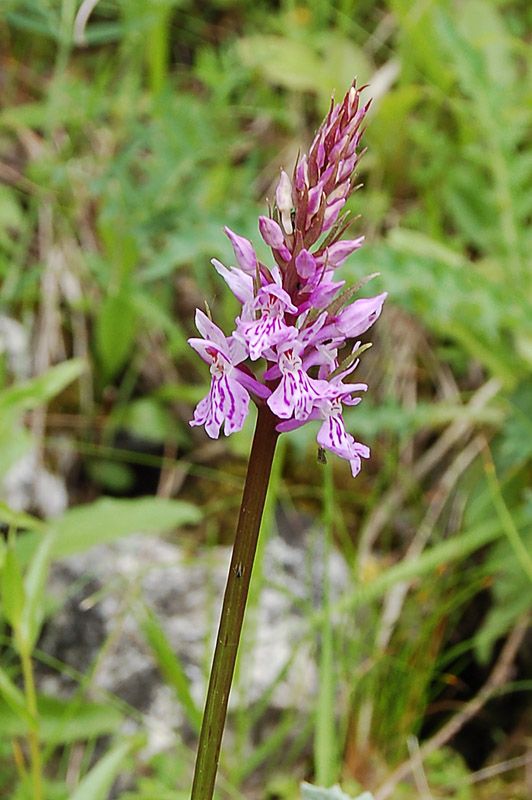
332 510 531 620
68 739 135 800
0 359 86 413
237 35 333 96
111 397 177 444
0 665 33 726
0 412 33 482
21 530 57 649
388 228 466 270
1 539 25 631
0 502 44 532
0 184 23 246
450 321 517 388
85 459 136 493
0 695 123 744
95 291 137 381
456 0 516 88
16 497 202 565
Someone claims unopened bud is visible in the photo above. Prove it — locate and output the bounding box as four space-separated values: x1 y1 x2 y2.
224 227 257 273
258 216 291 261
276 170 294 234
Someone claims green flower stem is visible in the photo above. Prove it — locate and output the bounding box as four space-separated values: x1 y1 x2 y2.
191 404 280 800
17 636 43 800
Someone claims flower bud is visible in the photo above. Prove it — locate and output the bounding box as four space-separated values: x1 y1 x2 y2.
324 237 365 269
276 170 294 234
295 249 316 280
258 216 291 261
224 227 257 273
336 292 387 337
294 155 309 191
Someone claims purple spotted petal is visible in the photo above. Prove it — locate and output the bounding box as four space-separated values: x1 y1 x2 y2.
266 340 333 421
268 372 331 420
190 374 250 439
316 405 370 477
236 314 297 361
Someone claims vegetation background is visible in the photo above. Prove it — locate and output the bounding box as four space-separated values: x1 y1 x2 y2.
1 0 532 798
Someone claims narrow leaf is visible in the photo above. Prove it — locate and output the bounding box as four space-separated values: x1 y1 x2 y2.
0 359 85 413
21 530 57 649
1 540 25 631
16 497 202 565
68 739 134 800
0 665 33 726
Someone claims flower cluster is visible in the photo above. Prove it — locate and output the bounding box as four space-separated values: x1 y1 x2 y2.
189 81 386 477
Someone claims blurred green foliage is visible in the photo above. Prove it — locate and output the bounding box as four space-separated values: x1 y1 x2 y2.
0 0 532 798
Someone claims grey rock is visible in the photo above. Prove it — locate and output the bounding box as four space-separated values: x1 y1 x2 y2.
1 450 68 518
38 526 349 756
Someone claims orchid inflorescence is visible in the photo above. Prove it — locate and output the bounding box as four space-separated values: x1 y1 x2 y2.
189 80 386 478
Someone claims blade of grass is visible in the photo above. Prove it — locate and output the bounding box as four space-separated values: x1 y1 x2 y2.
483 448 532 585
137 602 202 734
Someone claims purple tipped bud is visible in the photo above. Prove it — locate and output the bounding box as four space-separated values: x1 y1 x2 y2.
316 139 326 169
330 133 350 163
295 155 309 191
258 216 292 261
307 183 323 216
276 170 294 234
322 197 346 232
295 249 316 280
336 292 387 337
338 153 358 183
324 237 365 269
276 170 293 212
329 179 350 203
348 84 358 112
224 226 257 274
309 279 345 308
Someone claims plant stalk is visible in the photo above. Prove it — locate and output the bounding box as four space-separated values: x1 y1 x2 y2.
191 404 280 800
17 637 44 800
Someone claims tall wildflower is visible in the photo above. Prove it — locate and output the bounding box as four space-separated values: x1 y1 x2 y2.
190 80 386 477
190 82 386 800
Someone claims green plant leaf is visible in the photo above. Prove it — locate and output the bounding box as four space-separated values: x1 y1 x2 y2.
95 291 137 382
0 695 123 744
21 530 57 649
0 502 45 532
237 35 332 96
68 739 135 800
1 539 25 631
0 665 33 726
16 497 202 565
0 359 86 413
111 397 177 444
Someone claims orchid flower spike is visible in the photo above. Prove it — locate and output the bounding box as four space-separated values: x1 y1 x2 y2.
188 79 386 477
